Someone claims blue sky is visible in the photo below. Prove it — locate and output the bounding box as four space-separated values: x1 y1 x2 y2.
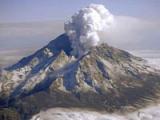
0 0 160 22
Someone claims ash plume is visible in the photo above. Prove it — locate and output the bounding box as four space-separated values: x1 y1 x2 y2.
64 4 114 57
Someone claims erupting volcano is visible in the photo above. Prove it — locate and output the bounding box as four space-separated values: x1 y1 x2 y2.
0 4 160 120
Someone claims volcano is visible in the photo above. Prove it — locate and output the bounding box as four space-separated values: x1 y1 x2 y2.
0 3 160 120
0 33 160 119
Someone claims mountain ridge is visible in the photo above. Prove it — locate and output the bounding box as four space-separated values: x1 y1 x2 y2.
0 34 160 119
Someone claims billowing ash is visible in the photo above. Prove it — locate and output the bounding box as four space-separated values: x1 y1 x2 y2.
64 4 114 57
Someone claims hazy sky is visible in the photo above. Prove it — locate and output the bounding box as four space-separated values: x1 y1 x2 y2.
0 0 160 51
0 0 160 22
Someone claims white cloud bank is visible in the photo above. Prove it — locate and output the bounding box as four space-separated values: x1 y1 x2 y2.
30 104 160 120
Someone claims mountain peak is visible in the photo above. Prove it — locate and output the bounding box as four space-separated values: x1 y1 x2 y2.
0 34 160 105
0 34 160 119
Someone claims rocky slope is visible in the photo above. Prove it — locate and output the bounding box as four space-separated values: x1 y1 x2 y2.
0 34 160 119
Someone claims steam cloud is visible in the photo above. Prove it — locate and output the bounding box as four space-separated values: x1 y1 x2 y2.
64 4 114 57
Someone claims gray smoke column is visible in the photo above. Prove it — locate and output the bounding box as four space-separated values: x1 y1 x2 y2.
64 4 114 57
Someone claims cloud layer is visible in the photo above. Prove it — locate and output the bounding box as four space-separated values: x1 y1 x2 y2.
101 16 160 50
0 16 159 51
30 105 160 120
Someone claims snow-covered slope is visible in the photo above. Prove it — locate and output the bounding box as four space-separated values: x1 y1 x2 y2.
0 34 160 119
